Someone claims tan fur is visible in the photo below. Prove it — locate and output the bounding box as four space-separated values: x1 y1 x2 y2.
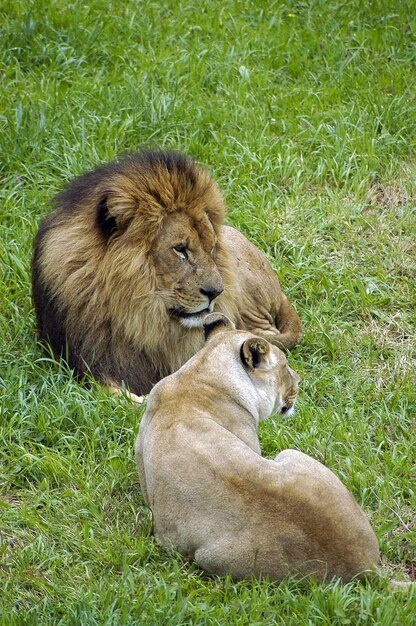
225 225 302 349
32 151 302 395
135 313 379 582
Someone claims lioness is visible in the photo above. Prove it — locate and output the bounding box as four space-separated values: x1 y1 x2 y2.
135 313 379 582
31 150 302 396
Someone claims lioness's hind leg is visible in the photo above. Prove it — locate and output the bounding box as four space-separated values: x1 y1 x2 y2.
273 449 316 466
194 540 252 580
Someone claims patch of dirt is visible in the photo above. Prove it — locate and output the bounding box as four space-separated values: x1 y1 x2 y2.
367 183 410 209
0 493 21 507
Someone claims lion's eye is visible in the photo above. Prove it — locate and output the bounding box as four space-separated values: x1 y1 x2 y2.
210 245 216 257
173 245 188 260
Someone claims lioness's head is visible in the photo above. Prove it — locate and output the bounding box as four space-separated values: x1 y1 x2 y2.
90 150 229 330
204 313 300 417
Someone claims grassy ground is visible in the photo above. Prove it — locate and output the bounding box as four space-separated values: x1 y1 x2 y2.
1 0 415 623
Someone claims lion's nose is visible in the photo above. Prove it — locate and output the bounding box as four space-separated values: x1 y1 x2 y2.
200 286 224 303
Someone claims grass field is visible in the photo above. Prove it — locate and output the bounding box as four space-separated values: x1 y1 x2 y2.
1 0 415 623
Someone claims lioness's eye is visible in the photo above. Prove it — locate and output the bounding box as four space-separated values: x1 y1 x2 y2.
210 245 216 257
173 245 188 260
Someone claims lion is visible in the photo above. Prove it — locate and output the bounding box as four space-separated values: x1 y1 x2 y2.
32 150 302 396
135 313 379 582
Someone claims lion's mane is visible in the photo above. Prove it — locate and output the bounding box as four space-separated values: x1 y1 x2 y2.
32 151 238 394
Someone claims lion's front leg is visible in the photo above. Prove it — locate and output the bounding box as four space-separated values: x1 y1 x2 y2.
106 382 147 405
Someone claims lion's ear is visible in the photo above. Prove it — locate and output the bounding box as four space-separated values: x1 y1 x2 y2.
204 313 235 341
96 190 136 237
240 337 271 369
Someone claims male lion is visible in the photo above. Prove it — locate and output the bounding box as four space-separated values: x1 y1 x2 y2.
32 150 302 396
135 313 379 582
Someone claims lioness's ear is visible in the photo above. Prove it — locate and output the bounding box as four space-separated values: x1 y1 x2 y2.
204 313 235 341
240 337 271 369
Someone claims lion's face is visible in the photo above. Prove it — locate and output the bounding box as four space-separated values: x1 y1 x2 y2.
152 212 224 328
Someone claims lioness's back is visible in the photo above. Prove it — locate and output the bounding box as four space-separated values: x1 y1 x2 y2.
136 317 378 583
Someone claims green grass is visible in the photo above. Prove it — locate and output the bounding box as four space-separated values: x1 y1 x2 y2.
1 0 415 623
